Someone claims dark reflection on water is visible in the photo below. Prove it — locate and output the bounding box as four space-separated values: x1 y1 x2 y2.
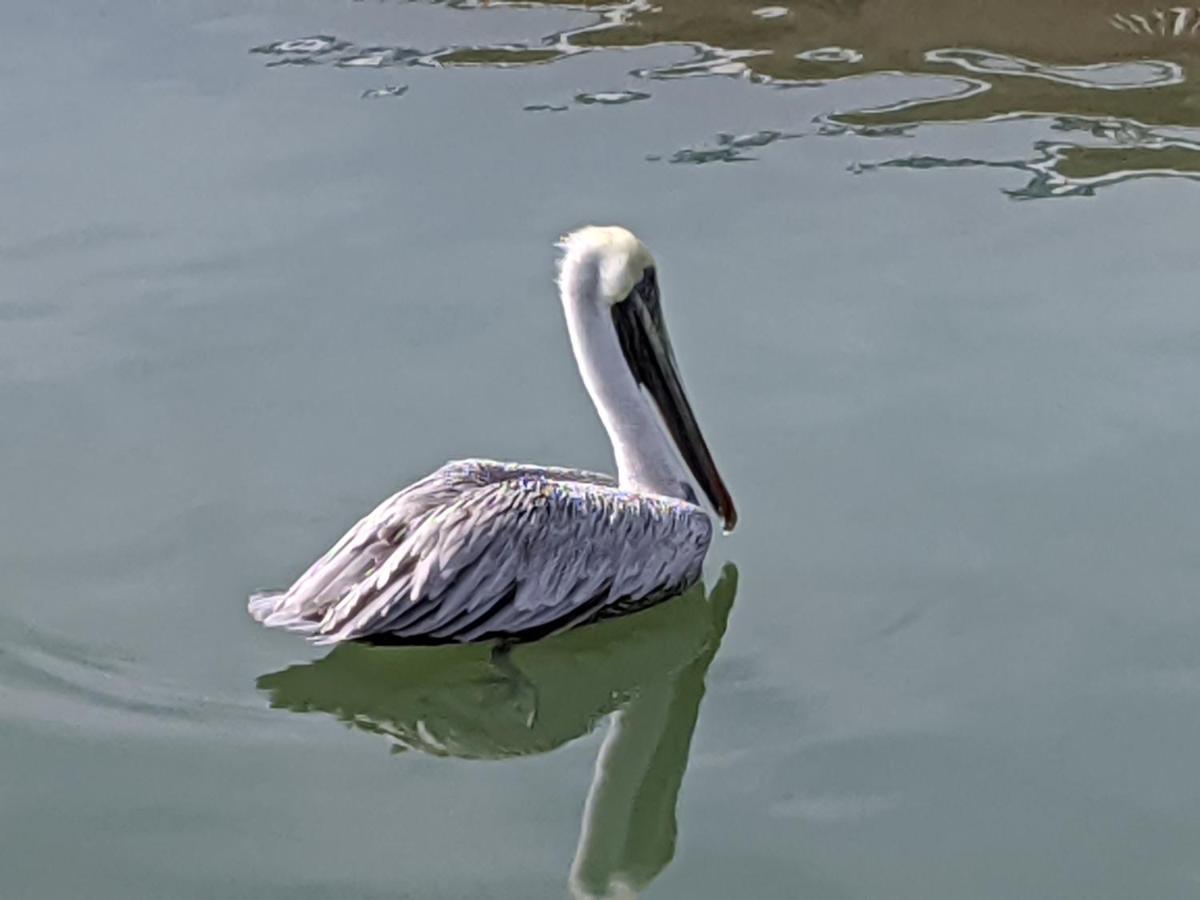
258 565 738 897
251 0 1200 197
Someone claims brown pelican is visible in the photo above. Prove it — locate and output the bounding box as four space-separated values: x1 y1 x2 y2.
249 226 736 644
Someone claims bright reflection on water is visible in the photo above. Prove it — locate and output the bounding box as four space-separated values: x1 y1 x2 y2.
4 0 1200 898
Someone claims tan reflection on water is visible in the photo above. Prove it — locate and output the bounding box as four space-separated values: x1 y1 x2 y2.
573 0 1200 195
569 0 1200 124
253 0 1200 195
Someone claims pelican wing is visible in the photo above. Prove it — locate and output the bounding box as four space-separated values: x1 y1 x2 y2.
250 459 712 644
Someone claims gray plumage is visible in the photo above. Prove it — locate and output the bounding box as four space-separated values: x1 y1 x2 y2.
249 459 713 645
249 225 736 645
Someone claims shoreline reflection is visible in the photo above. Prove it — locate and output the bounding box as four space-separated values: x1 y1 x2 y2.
249 0 1200 197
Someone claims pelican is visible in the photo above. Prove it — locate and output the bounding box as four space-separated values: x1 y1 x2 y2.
249 226 736 644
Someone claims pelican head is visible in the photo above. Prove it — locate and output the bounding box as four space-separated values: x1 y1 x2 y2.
558 226 737 532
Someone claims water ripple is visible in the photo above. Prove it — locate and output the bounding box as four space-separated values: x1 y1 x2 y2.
574 90 650 106
361 85 408 99
252 35 424 69
851 115 1200 200
796 47 863 64
1110 7 1200 36
244 0 1200 197
0 621 271 740
666 129 796 165
250 35 349 56
633 48 771 81
927 47 1184 90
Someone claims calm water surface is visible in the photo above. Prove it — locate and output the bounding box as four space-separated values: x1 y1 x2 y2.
4 1 1200 897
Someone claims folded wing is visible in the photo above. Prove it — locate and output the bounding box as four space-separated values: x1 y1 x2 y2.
249 459 712 644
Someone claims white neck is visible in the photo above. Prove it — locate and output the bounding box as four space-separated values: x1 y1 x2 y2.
559 273 691 501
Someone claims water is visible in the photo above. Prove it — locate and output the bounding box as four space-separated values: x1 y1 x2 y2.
4 1 1200 897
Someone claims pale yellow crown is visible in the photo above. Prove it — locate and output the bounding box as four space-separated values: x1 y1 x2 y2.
557 225 655 305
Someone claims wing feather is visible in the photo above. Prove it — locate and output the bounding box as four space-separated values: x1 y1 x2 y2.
249 458 711 644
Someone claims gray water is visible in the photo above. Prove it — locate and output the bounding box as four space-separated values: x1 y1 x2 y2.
5 1 1200 897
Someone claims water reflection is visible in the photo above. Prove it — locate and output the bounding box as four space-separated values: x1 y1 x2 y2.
575 90 652 105
854 113 1200 198
258 565 738 896
250 0 1200 197
361 85 408 100
666 128 797 164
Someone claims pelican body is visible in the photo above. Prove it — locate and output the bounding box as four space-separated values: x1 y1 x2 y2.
249 226 736 645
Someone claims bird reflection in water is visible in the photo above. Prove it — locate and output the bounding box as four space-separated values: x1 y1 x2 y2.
258 566 734 897
257 564 738 898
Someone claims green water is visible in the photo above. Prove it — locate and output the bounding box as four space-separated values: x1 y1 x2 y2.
4 1 1200 897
